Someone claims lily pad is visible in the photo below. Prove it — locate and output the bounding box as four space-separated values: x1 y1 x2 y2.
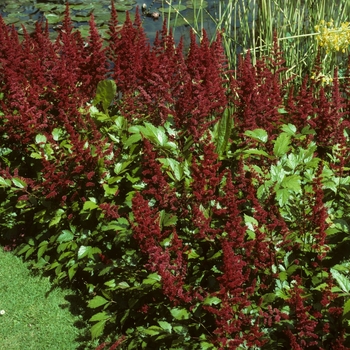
45 13 63 24
186 0 208 9
115 4 134 12
158 4 187 14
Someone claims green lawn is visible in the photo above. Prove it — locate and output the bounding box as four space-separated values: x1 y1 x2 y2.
0 247 87 350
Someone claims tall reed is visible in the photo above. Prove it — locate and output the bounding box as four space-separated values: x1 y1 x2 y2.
164 0 350 83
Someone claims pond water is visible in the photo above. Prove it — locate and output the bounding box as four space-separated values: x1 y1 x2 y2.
0 0 258 49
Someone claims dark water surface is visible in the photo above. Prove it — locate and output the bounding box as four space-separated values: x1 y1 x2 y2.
0 0 258 48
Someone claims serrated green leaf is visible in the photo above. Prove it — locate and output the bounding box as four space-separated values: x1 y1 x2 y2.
214 108 233 157
52 128 63 141
35 134 47 144
281 123 296 134
158 321 172 333
276 188 290 206
160 210 178 227
57 230 74 243
88 295 110 309
104 279 116 288
82 201 99 211
0 176 10 187
37 242 48 260
244 129 268 143
90 311 110 322
200 341 216 349
12 177 27 189
331 269 350 293
17 244 31 256
262 293 276 305
93 80 117 114
49 209 65 228
273 133 291 157
68 264 78 281
103 184 119 196
116 281 130 289
243 149 270 157
78 245 90 259
30 152 42 159
281 174 301 192
142 325 163 336
124 133 142 147
343 299 350 317
203 296 221 306
90 319 107 339
143 122 167 146
187 249 200 259
170 307 190 320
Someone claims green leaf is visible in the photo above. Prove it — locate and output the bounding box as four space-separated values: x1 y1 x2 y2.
159 210 178 227
343 299 350 317
30 152 42 159
35 134 47 144
57 230 74 243
281 123 296 135
200 342 216 349
49 209 65 228
273 133 291 157
276 188 290 206
88 295 110 309
158 158 183 181
93 80 117 113
78 245 90 259
144 122 167 146
142 272 161 285
124 133 142 147
243 149 270 157
68 264 78 281
90 319 107 339
82 201 99 211
117 281 130 289
281 174 301 192
142 326 163 336
37 241 48 260
244 129 268 143
214 108 233 157
90 311 110 322
262 293 276 305
103 184 119 196
52 128 63 141
158 321 172 333
203 296 221 306
0 176 10 187
331 269 350 293
12 177 27 189
170 307 190 320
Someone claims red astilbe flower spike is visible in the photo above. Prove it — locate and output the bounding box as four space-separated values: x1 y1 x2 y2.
174 30 228 142
285 276 319 348
232 50 285 139
286 76 317 134
131 22 187 126
108 8 149 94
79 13 108 98
131 193 190 303
190 137 222 204
310 167 330 258
313 71 346 150
141 139 178 211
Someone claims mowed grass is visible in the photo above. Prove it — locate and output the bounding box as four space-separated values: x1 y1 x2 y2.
0 247 85 350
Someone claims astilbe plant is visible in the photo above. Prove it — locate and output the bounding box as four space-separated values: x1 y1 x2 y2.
1 3 350 349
